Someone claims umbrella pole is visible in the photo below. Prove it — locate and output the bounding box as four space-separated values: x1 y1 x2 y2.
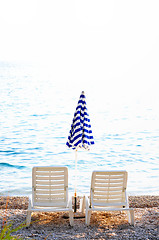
74 149 78 212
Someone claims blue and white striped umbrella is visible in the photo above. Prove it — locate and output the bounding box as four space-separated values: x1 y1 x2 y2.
66 91 95 150
66 91 94 212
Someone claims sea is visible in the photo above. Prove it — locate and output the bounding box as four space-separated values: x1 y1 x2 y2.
0 61 159 196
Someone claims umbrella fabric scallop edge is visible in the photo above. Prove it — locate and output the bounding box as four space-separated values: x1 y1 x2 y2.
66 91 95 212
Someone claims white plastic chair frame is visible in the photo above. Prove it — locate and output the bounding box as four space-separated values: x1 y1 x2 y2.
84 170 134 226
26 166 73 226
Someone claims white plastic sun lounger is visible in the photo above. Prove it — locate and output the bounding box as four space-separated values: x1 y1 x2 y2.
26 166 74 226
84 170 134 226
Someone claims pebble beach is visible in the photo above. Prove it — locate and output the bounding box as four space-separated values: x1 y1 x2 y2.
0 196 159 239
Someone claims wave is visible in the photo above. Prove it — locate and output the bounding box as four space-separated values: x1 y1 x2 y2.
0 150 26 155
0 162 25 169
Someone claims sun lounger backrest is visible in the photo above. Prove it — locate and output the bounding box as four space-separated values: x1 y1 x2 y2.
32 166 68 207
91 170 128 208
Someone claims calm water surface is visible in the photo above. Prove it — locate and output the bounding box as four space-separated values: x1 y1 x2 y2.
0 62 159 196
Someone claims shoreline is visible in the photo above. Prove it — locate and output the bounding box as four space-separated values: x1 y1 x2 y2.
0 195 159 239
0 195 159 209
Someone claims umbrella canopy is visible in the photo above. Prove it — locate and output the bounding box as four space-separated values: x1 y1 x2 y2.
66 91 94 150
66 91 94 212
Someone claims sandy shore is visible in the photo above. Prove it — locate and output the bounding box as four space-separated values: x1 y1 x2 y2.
0 196 159 239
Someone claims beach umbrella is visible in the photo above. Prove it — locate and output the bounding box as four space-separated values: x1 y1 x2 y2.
66 91 95 212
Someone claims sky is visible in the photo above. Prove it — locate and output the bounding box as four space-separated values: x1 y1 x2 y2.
0 0 159 101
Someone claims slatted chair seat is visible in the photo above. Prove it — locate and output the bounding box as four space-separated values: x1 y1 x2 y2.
26 166 73 226
84 170 134 226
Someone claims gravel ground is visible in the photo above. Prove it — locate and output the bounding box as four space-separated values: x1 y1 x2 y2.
0 196 159 240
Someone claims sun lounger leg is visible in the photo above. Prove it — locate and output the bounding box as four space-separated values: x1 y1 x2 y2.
129 209 134 226
26 198 32 227
86 209 91 226
127 209 134 226
127 209 130 223
69 210 74 226
26 210 32 227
